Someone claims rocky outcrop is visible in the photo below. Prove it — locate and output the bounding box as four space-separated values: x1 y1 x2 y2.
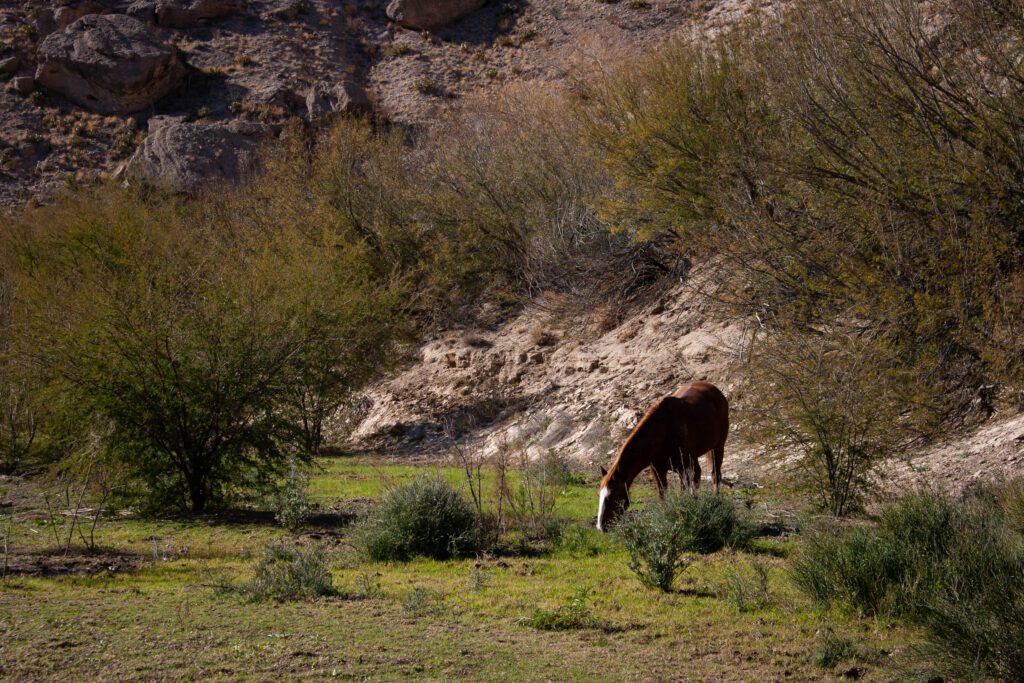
34 15 184 115
385 0 486 30
306 80 371 121
153 0 247 28
124 119 272 195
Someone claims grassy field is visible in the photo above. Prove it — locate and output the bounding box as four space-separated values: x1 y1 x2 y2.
0 458 918 681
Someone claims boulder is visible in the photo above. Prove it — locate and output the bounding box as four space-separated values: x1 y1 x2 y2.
305 80 371 121
35 15 185 115
8 76 35 95
54 1 115 30
125 120 272 195
266 0 306 21
385 0 486 30
0 56 19 77
154 0 247 27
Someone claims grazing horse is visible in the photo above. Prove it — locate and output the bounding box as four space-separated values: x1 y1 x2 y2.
595 381 729 531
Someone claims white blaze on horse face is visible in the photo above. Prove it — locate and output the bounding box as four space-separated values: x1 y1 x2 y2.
597 486 610 531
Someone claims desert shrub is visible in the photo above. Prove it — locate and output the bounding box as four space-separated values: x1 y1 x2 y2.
524 586 598 631
8 187 401 512
352 474 476 562
240 544 335 602
617 492 753 591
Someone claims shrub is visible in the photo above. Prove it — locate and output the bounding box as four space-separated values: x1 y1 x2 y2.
240 544 335 601
273 459 310 532
352 474 476 562
617 492 753 592
10 187 402 512
524 586 598 630
794 483 1024 678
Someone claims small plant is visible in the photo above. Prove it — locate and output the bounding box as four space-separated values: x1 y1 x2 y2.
386 43 412 57
525 586 597 630
238 544 334 601
273 458 310 532
814 627 856 669
529 325 557 347
413 76 441 95
661 491 756 554
351 474 476 562
721 561 772 613
468 565 489 591
354 569 381 598
402 586 443 616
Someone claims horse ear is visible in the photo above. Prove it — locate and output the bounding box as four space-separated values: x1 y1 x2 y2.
599 466 607 477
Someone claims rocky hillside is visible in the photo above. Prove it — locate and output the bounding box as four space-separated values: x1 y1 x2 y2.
346 258 1024 495
0 0 762 206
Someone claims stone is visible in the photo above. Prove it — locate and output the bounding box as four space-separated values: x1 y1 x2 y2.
385 0 486 30
0 56 19 77
154 0 247 28
54 1 111 30
35 15 185 115
266 0 306 20
125 120 272 195
9 76 34 95
147 114 188 132
305 80 371 121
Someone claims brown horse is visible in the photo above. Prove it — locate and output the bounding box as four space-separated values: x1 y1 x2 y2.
596 381 729 531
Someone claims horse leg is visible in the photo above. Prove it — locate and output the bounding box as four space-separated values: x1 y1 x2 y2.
691 453 702 492
651 463 669 500
712 445 724 494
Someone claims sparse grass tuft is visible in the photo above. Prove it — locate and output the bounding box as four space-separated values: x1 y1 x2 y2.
524 586 598 630
234 544 335 602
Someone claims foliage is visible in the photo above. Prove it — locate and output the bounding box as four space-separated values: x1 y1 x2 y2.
238 544 335 602
524 586 598 631
721 560 772 613
273 458 311 532
587 0 1024 456
7 187 402 512
794 483 1024 678
352 474 477 562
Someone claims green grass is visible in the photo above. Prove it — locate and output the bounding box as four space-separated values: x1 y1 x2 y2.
0 458 915 681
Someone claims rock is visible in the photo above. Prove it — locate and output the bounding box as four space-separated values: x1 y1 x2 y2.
9 76 35 95
153 0 247 28
147 114 187 132
125 120 272 195
385 0 486 30
35 15 185 115
305 80 371 121
0 56 19 78
266 0 306 20
54 1 111 30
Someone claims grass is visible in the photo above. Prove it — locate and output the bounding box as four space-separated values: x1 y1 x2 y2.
0 457 913 680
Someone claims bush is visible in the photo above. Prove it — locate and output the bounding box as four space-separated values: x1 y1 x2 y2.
273 459 310 533
794 484 1024 678
617 492 753 592
814 627 857 669
352 474 476 562
239 544 335 602
524 586 598 631
9 188 402 512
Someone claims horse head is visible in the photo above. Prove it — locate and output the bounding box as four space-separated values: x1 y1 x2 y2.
596 466 630 532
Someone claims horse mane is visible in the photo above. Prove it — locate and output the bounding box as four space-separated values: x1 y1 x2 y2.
603 394 671 485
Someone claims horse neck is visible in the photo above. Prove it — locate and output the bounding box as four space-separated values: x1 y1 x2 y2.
607 437 653 488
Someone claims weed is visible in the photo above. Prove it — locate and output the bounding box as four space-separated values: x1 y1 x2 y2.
815 627 856 668
524 586 597 630
386 43 412 57
237 544 335 602
402 586 444 616
721 561 772 612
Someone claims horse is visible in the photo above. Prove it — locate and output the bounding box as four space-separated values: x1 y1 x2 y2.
595 381 729 532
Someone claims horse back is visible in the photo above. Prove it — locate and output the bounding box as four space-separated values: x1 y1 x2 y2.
670 381 729 452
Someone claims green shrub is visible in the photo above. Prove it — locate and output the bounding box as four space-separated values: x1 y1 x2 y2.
240 544 335 601
663 491 756 553
352 474 476 562
524 586 598 631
